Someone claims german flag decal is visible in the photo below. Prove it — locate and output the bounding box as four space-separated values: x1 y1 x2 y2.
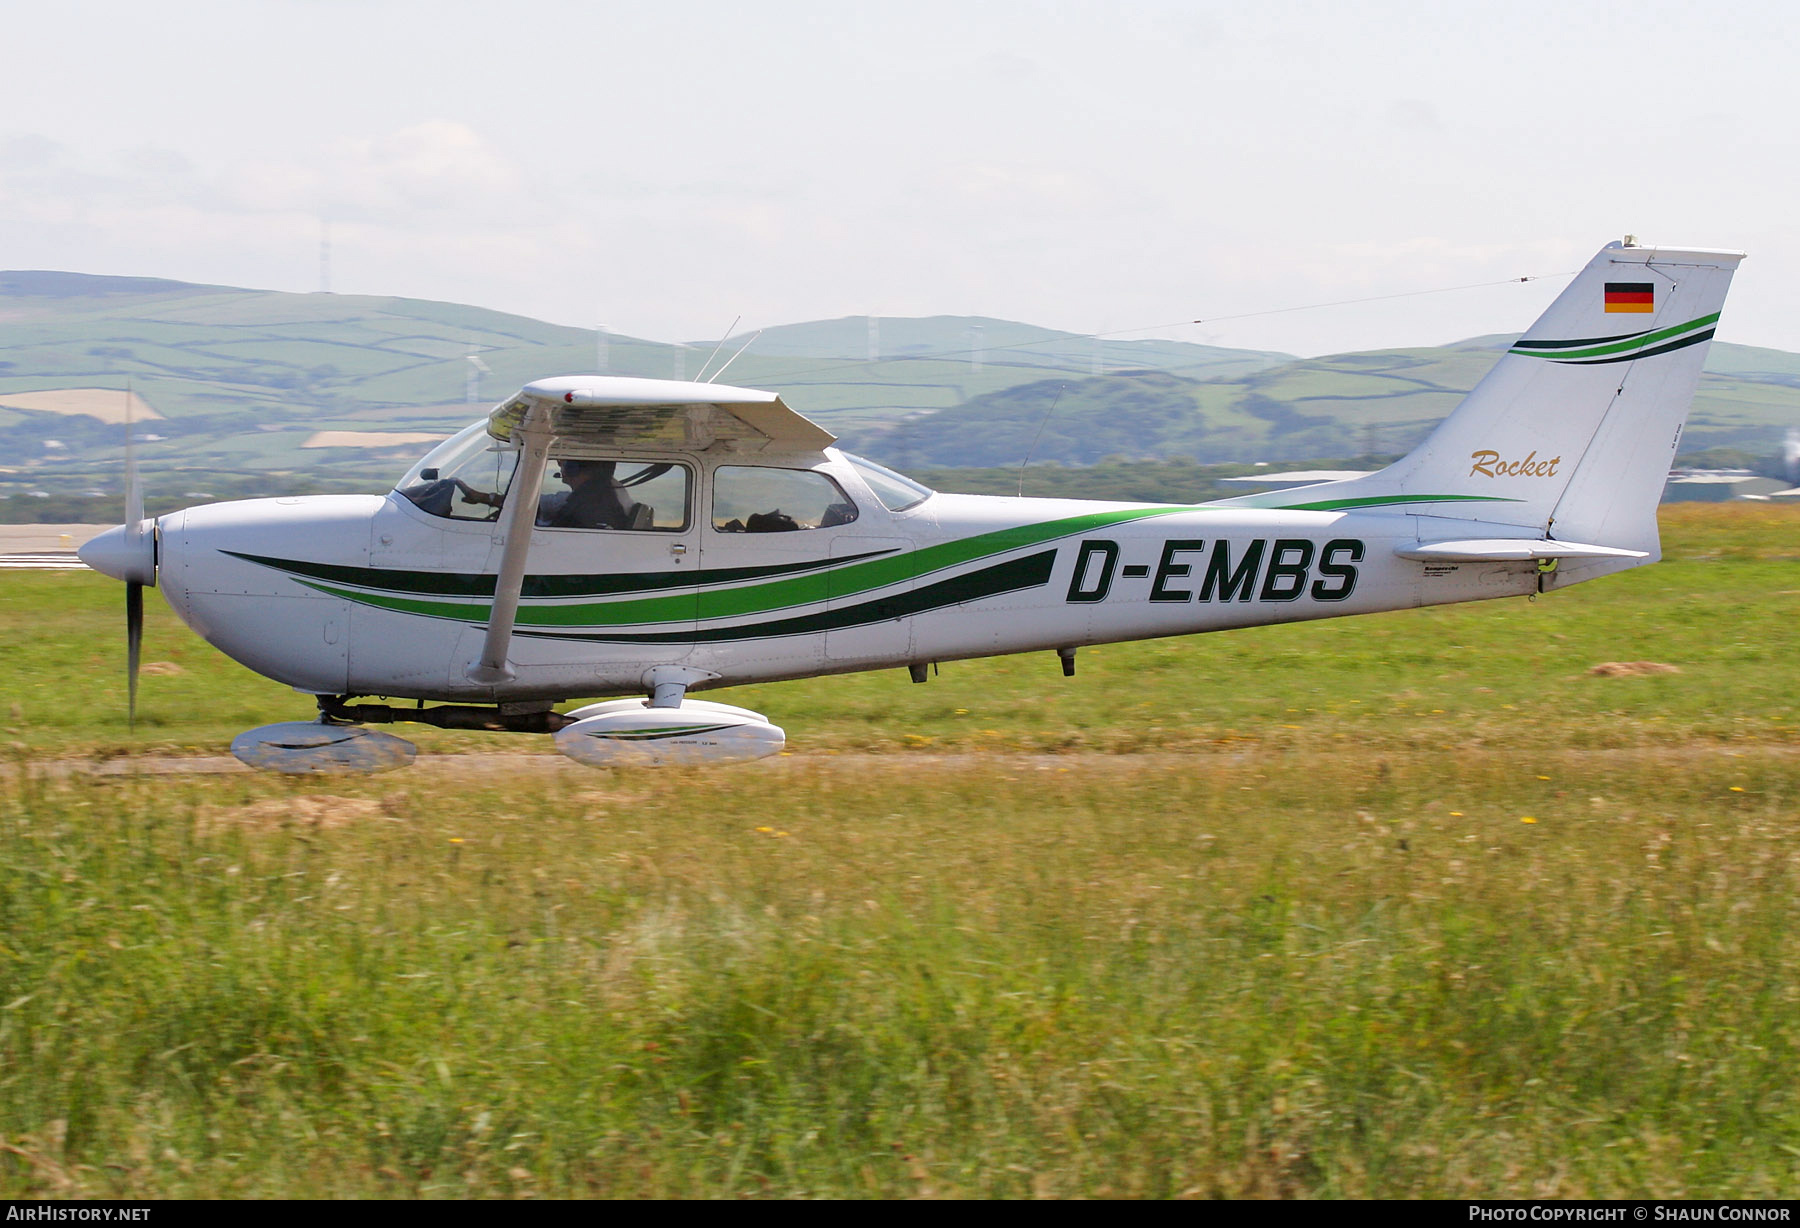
1604 282 1655 313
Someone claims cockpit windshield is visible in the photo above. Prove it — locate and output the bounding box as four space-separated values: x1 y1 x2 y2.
394 422 520 521
844 453 933 512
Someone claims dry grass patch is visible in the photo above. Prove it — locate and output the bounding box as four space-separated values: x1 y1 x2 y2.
193 793 396 833
0 388 160 423
1586 660 1682 677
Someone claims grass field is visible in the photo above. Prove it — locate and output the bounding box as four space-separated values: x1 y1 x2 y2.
1 504 1797 1196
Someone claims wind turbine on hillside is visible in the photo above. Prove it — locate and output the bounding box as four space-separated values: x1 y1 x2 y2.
465 348 491 404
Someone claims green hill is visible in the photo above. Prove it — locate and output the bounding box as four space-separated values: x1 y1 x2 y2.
874 339 1800 467
1 271 1795 501
0 274 1288 489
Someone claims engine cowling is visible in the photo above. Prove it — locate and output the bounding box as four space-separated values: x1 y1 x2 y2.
553 699 785 768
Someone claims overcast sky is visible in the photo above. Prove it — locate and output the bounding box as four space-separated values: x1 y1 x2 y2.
3 0 1793 358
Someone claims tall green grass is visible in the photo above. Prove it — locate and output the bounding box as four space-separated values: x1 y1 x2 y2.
1 750 1797 1197
1 503 1796 1196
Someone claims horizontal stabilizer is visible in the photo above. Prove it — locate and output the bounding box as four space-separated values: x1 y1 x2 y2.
1395 539 1649 563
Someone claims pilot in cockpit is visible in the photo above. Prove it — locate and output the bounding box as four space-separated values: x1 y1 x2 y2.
535 459 629 529
449 460 619 528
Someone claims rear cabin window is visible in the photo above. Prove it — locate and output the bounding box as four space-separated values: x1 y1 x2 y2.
712 466 858 533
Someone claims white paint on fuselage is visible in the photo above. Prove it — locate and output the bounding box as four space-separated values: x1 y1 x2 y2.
151 478 1540 706
160 495 381 695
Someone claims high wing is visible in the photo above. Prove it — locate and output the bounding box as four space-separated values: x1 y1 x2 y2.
469 376 838 685
486 376 836 454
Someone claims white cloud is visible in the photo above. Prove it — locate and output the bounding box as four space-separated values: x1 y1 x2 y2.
218 121 524 224
2 3 1797 355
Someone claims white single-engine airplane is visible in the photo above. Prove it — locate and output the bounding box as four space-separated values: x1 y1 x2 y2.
81 239 1741 773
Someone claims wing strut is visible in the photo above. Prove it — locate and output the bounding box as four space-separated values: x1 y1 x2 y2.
467 403 554 685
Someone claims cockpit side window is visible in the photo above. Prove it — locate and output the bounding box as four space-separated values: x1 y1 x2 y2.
397 424 520 521
712 466 859 533
535 458 691 532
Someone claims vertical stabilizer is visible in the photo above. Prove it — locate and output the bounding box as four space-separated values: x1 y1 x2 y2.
1221 240 1744 558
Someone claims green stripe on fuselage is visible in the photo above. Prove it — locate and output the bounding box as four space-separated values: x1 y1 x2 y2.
519 549 1058 644
1216 491 1522 512
1268 493 1521 512
224 547 896 598
289 504 1199 628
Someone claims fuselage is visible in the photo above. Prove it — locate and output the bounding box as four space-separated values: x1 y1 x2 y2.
75 244 1744 772
151 444 1542 704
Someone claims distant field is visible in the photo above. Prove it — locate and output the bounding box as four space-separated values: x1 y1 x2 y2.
301 430 449 450
0 504 1796 1196
0 389 160 424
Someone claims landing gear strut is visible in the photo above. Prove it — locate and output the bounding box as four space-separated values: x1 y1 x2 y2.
317 695 575 734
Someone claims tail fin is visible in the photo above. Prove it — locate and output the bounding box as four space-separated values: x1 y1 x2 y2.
1223 240 1744 559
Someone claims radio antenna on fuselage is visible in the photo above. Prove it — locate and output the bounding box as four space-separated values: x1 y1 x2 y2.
1018 382 1066 497
705 329 763 385
692 316 742 384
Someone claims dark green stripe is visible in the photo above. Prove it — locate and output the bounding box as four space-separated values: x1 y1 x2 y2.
290 504 1196 627
1265 494 1522 513
578 724 737 741
1511 326 1653 350
1509 312 1718 361
521 549 1058 645
224 547 894 598
1542 328 1715 366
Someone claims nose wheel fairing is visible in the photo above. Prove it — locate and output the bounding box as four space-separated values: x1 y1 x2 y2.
230 721 417 775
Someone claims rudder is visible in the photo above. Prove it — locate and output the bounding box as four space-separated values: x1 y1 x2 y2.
1220 239 1744 560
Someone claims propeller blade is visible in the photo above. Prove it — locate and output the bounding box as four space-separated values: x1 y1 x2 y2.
123 379 144 518
124 382 149 560
104 385 149 731
125 442 144 530
127 581 143 729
